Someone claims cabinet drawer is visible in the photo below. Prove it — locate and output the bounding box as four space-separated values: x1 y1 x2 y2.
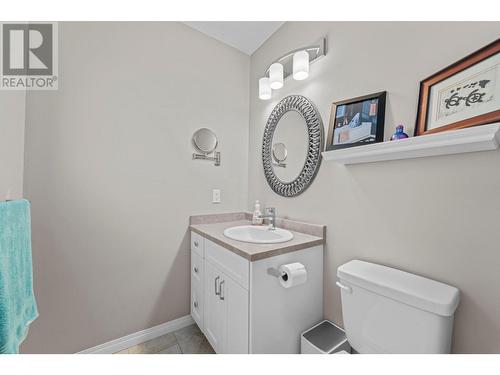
205 239 249 290
191 286 204 332
191 249 204 285
191 250 204 331
191 231 204 257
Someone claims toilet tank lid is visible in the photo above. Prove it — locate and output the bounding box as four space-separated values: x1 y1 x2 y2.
337 260 460 316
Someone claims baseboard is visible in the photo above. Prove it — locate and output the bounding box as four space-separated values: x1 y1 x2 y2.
77 315 195 354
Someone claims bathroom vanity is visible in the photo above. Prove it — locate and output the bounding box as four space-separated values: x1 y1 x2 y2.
189 213 325 354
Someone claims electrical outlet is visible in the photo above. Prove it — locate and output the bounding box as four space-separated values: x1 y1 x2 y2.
212 189 221 203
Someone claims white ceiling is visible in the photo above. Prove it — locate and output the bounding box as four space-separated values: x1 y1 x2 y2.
183 21 284 55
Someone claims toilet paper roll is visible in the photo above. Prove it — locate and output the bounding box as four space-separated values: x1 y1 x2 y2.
278 262 307 288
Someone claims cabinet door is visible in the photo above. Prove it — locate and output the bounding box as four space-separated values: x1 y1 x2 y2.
224 276 249 354
191 250 204 331
204 260 226 353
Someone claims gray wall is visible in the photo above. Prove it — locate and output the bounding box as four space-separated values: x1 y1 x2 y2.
0 90 26 200
248 22 500 353
22 22 249 353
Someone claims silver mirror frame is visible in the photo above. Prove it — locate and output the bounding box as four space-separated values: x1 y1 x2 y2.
192 128 221 166
262 95 324 197
192 128 218 154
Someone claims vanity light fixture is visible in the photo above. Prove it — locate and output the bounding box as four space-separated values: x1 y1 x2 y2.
269 63 284 89
259 77 272 100
258 37 326 100
293 51 309 80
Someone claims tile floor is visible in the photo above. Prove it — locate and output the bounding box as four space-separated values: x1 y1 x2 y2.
114 323 215 354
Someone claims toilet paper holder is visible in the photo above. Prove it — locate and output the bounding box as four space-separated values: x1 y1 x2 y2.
267 267 282 278
268 263 307 288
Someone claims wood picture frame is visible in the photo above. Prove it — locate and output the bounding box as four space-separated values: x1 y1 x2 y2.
326 91 386 151
415 39 500 136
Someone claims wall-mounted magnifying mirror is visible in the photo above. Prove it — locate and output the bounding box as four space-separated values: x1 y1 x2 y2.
193 128 217 154
192 128 221 166
272 142 287 168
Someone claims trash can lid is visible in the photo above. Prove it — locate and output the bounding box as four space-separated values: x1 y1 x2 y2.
302 320 346 353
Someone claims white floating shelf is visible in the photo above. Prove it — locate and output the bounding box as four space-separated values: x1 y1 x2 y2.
322 122 500 165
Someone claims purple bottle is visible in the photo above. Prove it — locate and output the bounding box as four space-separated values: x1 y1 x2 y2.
390 125 409 141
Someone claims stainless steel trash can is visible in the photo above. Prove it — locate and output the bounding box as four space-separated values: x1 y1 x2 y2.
301 320 351 354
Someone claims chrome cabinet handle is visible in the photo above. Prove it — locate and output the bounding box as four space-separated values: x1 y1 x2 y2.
336 281 352 294
215 276 220 295
194 266 199 273
219 280 225 300
194 301 198 308
194 241 199 247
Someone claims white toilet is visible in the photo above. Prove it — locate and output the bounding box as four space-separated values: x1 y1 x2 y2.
336 260 460 354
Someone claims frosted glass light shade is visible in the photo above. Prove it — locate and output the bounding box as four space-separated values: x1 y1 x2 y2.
293 51 309 80
269 63 284 89
259 77 271 100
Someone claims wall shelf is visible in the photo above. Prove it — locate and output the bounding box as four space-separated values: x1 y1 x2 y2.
322 123 500 165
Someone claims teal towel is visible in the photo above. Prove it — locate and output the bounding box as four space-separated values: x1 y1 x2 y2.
0 199 38 354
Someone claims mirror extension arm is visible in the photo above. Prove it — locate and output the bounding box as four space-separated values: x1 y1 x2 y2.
192 151 221 166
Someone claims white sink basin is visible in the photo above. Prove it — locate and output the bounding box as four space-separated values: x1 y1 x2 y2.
223 225 293 244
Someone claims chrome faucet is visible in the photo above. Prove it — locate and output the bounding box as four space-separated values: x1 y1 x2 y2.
259 207 276 230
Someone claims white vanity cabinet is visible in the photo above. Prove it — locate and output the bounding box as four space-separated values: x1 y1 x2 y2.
190 229 323 354
191 231 249 354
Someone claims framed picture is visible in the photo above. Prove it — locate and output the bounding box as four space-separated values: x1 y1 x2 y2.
415 39 500 136
326 91 386 151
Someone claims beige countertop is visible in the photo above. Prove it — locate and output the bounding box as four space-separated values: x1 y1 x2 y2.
189 215 325 261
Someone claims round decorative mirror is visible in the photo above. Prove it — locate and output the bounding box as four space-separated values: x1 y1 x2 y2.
262 95 323 197
192 128 218 154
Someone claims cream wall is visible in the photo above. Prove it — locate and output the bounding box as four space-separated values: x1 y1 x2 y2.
248 22 500 353
15 21 500 353
0 90 26 200
21 22 249 353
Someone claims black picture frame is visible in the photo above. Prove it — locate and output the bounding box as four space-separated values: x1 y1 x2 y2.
326 91 386 151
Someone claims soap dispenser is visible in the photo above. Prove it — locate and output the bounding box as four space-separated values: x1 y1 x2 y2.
252 200 263 225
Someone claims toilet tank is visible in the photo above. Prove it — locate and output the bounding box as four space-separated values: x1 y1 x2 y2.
336 260 460 354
